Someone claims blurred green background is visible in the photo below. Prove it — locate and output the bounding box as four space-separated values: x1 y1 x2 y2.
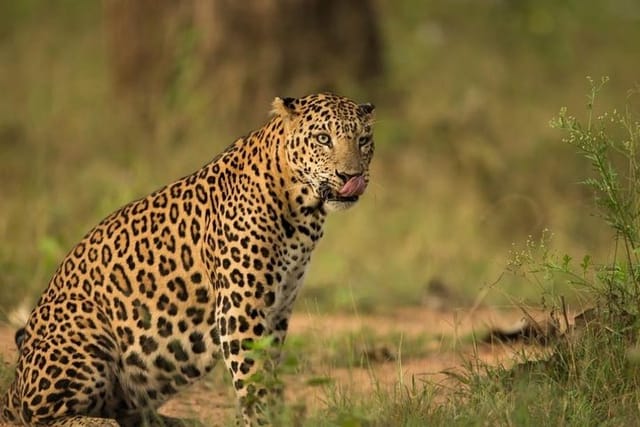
1 0 639 318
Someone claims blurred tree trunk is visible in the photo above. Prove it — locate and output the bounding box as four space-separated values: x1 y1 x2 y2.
103 0 382 125
103 0 192 126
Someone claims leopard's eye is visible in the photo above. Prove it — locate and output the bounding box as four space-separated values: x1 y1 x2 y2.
358 135 372 147
316 133 332 147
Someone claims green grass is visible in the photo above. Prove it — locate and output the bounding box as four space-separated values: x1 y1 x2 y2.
302 323 640 427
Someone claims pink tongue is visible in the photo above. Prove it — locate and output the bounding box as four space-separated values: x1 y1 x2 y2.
338 175 367 197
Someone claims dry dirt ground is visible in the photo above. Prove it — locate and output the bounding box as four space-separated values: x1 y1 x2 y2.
0 306 547 426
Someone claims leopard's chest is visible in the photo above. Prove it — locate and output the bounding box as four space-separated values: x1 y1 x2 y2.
268 223 321 319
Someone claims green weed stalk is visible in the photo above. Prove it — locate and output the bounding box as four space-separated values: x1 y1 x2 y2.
551 76 640 318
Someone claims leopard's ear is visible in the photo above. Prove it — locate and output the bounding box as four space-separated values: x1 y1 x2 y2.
358 103 375 116
358 102 376 114
271 97 299 118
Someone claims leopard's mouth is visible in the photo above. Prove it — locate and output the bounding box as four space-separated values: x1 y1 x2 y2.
319 176 366 203
319 184 358 202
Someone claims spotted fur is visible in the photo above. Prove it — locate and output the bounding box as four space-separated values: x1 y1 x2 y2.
0 93 375 426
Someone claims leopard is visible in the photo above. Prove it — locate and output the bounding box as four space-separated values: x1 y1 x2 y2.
0 93 375 426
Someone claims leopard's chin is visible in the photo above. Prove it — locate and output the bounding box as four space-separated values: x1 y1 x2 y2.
323 197 359 212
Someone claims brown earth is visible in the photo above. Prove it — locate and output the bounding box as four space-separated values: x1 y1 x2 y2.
0 306 549 426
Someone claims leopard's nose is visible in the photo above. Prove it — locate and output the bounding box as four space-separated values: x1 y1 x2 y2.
335 171 363 184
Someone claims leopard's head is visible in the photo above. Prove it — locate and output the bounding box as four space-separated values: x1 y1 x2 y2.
272 93 375 212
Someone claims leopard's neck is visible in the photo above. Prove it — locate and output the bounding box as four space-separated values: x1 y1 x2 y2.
207 117 326 227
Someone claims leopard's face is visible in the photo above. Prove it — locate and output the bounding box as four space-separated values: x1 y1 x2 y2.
274 93 375 212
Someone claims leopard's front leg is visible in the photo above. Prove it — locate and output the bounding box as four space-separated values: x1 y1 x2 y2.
215 270 286 426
